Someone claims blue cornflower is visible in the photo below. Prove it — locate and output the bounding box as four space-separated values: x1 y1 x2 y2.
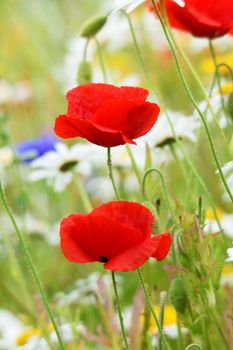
16 134 58 163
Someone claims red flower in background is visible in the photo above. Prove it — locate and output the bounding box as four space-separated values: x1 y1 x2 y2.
60 201 172 272
149 0 233 39
54 83 160 147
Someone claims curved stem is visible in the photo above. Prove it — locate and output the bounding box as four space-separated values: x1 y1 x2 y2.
83 39 89 61
107 147 120 200
0 181 65 350
185 344 203 350
95 37 107 83
111 271 130 350
142 168 177 263
151 0 233 204
137 268 171 350
209 40 225 112
142 168 176 225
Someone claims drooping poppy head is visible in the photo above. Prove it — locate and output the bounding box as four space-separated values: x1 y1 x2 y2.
148 0 233 39
60 201 172 272
54 83 160 147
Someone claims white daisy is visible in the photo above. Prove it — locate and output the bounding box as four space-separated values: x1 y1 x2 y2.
28 143 92 192
225 248 233 263
140 111 200 148
0 309 25 349
0 80 32 106
218 160 233 190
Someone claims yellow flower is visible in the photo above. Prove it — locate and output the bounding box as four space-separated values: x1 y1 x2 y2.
16 328 41 346
217 82 233 95
205 207 223 221
200 53 233 75
148 304 177 335
221 264 233 286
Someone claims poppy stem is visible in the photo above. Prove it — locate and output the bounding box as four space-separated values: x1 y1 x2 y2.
107 147 120 200
0 181 66 350
151 0 233 205
111 271 130 350
142 167 177 264
208 40 226 114
125 144 142 187
95 37 107 83
137 268 171 350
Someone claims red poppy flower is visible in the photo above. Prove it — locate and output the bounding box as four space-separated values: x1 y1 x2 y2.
60 201 172 272
54 83 160 147
149 0 233 39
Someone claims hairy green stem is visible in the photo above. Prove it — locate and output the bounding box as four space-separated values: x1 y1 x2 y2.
111 271 130 350
0 182 65 350
137 268 171 350
95 37 107 83
151 0 233 204
125 144 142 186
107 147 120 200
158 291 166 350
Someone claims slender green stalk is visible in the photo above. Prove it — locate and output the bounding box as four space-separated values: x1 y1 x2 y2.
125 144 142 186
83 39 89 61
208 40 225 113
107 147 120 200
111 271 130 350
142 168 177 263
158 291 166 350
185 345 203 350
95 37 107 83
151 0 233 204
76 174 93 212
0 181 65 350
142 168 177 226
137 268 171 350
157 1 227 142
117 7 223 223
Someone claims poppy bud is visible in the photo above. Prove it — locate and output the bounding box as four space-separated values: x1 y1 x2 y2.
80 16 107 38
227 92 233 120
169 277 187 313
77 61 92 85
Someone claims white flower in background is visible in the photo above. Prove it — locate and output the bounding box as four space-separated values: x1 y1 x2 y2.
15 323 84 349
217 160 233 190
204 208 233 238
0 309 25 349
225 248 233 263
110 0 146 14
141 111 200 148
196 94 228 128
0 146 14 178
55 273 119 307
0 80 32 106
28 143 92 192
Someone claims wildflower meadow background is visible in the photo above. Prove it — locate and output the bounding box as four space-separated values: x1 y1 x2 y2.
1 0 233 349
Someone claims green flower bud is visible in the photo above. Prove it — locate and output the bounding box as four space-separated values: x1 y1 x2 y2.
80 16 107 38
227 91 233 120
169 278 188 314
77 61 92 85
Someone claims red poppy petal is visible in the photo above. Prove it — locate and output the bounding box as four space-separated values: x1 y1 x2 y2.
91 201 154 238
125 102 160 139
104 232 171 272
151 232 172 261
60 214 96 263
66 83 130 119
60 213 145 263
54 114 128 147
119 86 149 100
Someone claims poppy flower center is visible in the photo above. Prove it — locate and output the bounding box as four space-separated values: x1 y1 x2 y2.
99 256 109 263
60 160 78 172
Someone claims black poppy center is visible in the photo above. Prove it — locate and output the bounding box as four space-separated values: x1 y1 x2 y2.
60 160 78 172
99 256 109 263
